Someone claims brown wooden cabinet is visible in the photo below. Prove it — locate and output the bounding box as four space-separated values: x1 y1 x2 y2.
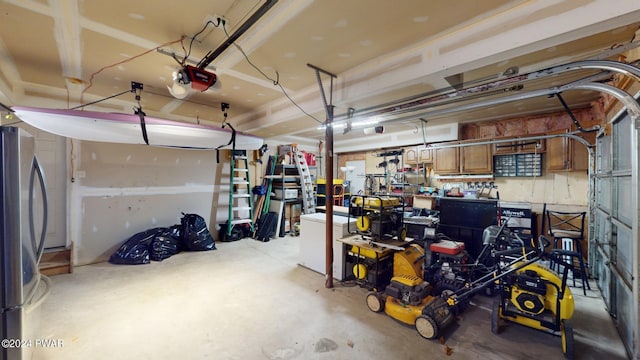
433 147 459 174
493 139 519 155
546 132 570 171
404 146 418 164
404 145 432 165
433 142 492 175
546 129 595 172
418 145 432 163
521 139 545 153
461 143 493 173
572 131 596 171
494 138 545 154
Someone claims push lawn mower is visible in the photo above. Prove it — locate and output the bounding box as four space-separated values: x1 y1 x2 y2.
424 219 524 296
364 243 466 340
446 235 576 359
362 221 518 341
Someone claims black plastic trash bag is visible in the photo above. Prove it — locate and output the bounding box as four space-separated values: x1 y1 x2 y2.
109 227 165 265
150 225 183 261
180 213 216 251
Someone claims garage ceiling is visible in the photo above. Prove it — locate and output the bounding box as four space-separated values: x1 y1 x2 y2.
1 0 639 145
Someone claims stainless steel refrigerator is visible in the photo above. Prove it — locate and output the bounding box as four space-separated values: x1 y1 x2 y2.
1 126 51 360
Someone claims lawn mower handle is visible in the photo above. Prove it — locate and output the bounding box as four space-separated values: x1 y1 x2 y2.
446 236 553 307
446 247 540 307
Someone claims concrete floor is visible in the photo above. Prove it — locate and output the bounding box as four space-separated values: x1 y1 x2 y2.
35 235 628 360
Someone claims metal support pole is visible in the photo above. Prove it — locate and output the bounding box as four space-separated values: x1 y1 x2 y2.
325 104 335 288
308 63 338 288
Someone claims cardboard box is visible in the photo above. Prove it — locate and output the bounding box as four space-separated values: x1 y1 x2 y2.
413 195 436 210
278 144 297 155
292 203 302 217
285 203 292 219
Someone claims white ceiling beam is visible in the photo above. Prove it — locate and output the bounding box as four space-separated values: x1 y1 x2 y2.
50 0 82 80
0 37 20 104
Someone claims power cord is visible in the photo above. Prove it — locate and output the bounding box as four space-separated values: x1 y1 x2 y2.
222 25 323 124
181 18 225 66
81 38 183 101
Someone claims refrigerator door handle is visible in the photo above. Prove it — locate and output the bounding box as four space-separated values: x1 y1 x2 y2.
29 155 48 265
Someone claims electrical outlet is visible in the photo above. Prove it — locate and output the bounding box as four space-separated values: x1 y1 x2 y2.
204 14 226 28
76 170 86 178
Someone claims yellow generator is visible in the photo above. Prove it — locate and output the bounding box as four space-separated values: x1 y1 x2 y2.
348 244 394 290
348 195 406 241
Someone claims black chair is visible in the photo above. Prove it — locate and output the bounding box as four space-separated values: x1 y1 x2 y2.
543 203 591 296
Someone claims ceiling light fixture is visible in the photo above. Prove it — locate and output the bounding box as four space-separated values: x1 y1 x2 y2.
363 126 384 135
317 117 379 131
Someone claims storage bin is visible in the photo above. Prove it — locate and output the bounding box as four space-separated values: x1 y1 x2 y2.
275 188 298 199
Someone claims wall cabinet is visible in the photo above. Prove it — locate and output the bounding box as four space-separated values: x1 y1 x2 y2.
433 147 459 174
461 143 493 174
405 145 432 165
572 131 596 171
418 146 432 163
494 138 545 154
405 147 418 164
546 130 595 172
434 142 492 175
546 133 570 171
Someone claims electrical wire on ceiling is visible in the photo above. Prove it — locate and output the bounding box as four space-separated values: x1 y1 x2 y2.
222 24 323 124
80 37 183 103
175 18 225 67
73 20 223 109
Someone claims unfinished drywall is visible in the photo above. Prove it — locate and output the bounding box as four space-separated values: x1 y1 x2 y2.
71 141 218 265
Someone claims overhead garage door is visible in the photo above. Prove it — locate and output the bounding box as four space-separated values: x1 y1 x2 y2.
593 110 637 357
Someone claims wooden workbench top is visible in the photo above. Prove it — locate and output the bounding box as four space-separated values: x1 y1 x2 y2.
337 234 413 253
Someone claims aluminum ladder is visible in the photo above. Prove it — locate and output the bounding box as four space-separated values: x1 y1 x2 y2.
226 149 255 237
293 150 316 214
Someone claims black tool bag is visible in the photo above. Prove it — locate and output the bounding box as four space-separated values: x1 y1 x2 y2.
180 213 216 251
255 212 278 242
